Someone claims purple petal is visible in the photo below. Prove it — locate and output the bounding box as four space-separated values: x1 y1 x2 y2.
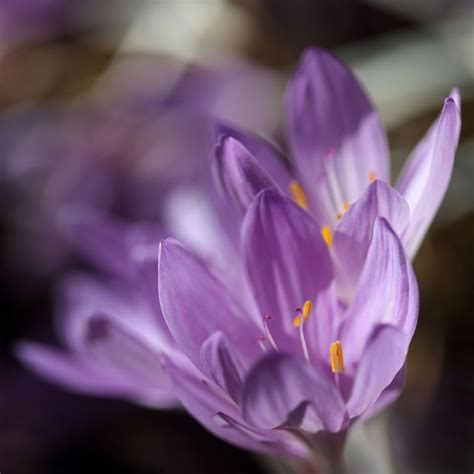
286 47 389 222
200 332 245 402
61 209 163 281
347 325 410 418
161 354 296 456
16 340 178 407
340 218 418 369
360 365 405 421
241 189 333 351
158 238 261 367
395 92 461 257
242 353 347 433
333 180 409 289
212 136 280 216
212 122 292 192
55 274 172 352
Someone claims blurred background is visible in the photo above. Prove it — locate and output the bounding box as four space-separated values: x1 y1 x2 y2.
0 1 473 473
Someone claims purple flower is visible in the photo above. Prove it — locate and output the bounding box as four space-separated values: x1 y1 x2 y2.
16 215 182 407
213 47 461 272
157 189 419 458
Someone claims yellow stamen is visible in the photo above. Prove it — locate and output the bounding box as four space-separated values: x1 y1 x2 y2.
368 171 377 183
336 201 350 220
330 340 345 373
293 315 301 328
302 300 313 321
289 180 308 210
321 225 333 247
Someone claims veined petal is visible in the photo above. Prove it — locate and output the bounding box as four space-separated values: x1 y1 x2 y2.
158 238 261 367
212 135 280 216
241 189 333 351
212 122 291 192
200 332 245 402
340 218 418 369
396 92 461 258
242 353 347 433
161 354 298 456
347 325 410 418
333 180 409 288
286 47 389 217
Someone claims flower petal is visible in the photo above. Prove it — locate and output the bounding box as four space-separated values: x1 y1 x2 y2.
15 340 178 407
212 135 280 216
61 208 162 281
161 354 298 456
396 92 461 257
200 332 245 402
242 353 347 433
241 189 333 351
158 238 261 367
213 122 291 192
360 365 405 421
333 180 409 289
340 218 418 369
347 325 410 418
286 47 389 220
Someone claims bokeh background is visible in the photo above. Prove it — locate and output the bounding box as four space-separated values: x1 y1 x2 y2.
0 1 473 473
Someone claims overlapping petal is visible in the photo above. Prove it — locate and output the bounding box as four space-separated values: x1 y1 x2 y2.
347 325 410 418
339 218 418 369
286 47 389 221
241 189 333 351
242 353 347 433
158 238 261 367
212 136 280 216
334 180 409 288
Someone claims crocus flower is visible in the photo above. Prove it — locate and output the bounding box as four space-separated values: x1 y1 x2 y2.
157 188 419 460
213 47 461 288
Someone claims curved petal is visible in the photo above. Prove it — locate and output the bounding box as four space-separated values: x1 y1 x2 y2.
158 238 261 367
333 180 409 290
241 189 333 351
54 274 169 352
340 218 419 370
286 47 389 223
212 135 280 216
396 92 461 257
161 354 303 457
360 364 405 421
15 341 178 407
347 325 410 418
212 121 292 192
200 332 245 402
242 353 347 433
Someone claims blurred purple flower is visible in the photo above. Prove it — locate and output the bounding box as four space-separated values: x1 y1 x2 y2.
213 47 461 270
12 59 280 408
157 190 419 458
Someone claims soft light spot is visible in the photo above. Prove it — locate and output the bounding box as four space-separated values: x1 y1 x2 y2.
336 201 350 220
321 225 333 247
289 180 308 210
368 171 377 183
330 340 345 373
293 315 301 328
